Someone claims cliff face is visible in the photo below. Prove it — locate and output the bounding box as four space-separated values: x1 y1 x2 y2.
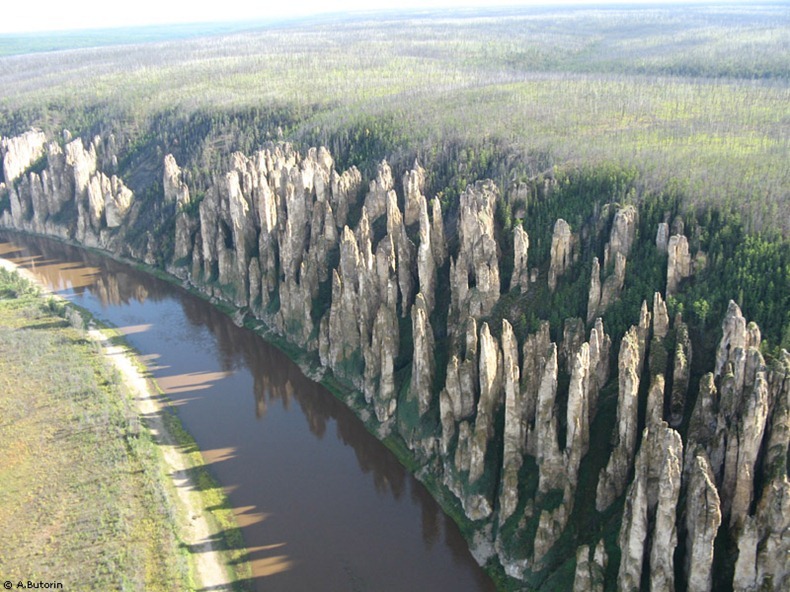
1 129 47 184
587 205 636 322
2 129 788 591
1 133 134 249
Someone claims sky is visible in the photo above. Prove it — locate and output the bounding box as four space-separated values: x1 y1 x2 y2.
0 0 720 34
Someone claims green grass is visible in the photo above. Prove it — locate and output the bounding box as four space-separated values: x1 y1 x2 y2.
0 270 189 590
0 267 251 591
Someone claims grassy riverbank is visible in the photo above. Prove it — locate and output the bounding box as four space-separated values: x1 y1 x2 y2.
0 266 251 591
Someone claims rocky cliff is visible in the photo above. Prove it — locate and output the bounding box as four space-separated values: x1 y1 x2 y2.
2 128 787 591
1 133 134 249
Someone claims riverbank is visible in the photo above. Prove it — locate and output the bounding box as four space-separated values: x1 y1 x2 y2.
0 259 251 591
1 231 505 591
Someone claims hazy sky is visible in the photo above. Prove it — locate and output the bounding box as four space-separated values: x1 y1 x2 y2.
1 0 712 34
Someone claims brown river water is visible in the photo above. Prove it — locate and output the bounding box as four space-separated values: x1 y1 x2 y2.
0 231 496 592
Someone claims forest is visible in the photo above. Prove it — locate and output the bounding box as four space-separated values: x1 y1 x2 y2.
1 2 788 236
1 3 789 591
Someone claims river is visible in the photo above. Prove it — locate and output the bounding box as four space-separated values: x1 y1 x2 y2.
0 231 495 592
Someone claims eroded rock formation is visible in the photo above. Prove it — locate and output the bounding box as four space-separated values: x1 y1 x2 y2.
548 218 574 292
410 293 435 418
666 233 691 296
1 133 133 247
656 221 669 253
512 224 530 292
2 129 788 592
617 423 682 592
1 128 47 183
573 541 607 592
499 319 524 523
596 326 642 511
451 180 500 321
685 452 721 592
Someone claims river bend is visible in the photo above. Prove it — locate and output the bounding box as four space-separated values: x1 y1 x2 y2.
0 231 495 592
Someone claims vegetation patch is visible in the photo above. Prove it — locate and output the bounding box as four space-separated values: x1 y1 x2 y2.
0 266 251 591
0 269 190 589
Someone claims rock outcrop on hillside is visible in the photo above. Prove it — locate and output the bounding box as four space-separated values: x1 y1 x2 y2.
586 205 638 322
573 541 607 592
512 224 530 293
410 293 435 418
2 129 788 592
548 218 574 292
670 318 692 427
596 326 643 511
166 156 196 262
451 180 500 322
498 319 523 523
617 423 682 591
1 132 133 248
403 160 426 227
364 160 395 222
666 233 692 296
608 205 638 258
685 452 721 592
415 196 435 312
653 291 670 339
163 153 191 206
1 128 47 184
656 221 669 252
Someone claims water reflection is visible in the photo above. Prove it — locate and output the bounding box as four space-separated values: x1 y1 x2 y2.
0 231 495 592
0 242 151 304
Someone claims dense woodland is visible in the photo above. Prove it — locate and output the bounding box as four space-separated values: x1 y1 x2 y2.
1 3 788 234
1 3 789 591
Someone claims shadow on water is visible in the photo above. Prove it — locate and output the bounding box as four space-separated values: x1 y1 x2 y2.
0 231 496 592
